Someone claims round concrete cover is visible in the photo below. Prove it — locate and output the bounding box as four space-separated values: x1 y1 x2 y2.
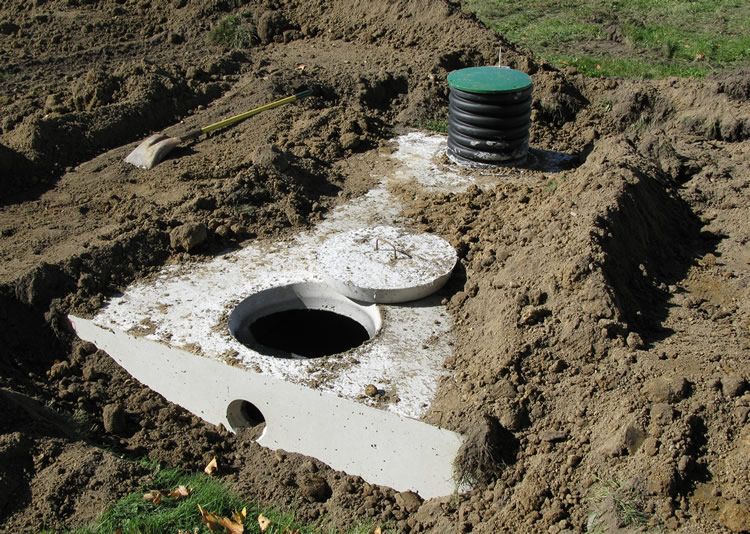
318 226 457 303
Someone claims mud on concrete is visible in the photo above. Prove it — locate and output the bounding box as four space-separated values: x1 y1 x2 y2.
1 0 749 532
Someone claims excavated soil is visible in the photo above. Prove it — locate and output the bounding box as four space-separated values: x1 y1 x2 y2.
1 1 749 532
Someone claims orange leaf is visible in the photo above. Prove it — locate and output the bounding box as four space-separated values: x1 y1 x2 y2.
217 514 245 534
258 513 272 532
169 485 192 499
204 457 218 476
232 507 248 524
143 490 162 505
198 504 224 532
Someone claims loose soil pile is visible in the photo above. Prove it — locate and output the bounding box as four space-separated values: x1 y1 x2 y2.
1 1 749 532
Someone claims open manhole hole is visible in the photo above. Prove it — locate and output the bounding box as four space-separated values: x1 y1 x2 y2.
228 282 382 358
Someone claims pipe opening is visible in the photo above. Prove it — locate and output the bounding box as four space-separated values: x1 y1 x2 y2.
226 399 266 439
228 282 382 359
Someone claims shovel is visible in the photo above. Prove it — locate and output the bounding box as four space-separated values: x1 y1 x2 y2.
124 88 313 169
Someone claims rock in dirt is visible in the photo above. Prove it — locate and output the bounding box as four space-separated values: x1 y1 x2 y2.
102 403 126 434
642 376 690 404
540 430 568 443
626 331 644 349
169 223 207 252
721 375 747 398
395 490 422 513
298 474 331 502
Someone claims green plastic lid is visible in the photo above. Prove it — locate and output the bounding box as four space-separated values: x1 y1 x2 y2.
447 66 532 94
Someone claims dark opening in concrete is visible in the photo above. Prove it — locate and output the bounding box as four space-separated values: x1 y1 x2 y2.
249 309 370 358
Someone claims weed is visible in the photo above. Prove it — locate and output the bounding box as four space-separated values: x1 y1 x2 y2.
586 476 656 532
208 15 256 49
418 118 449 134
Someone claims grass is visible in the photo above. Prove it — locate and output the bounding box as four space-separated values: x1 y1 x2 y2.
75 463 311 534
208 14 257 49
464 0 750 78
420 118 449 134
586 476 656 533
75 460 389 534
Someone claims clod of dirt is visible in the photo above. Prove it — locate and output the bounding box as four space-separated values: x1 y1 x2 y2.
720 501 750 533
599 423 646 457
716 71 750 102
297 474 332 503
256 10 291 45
721 375 747 398
394 490 422 513
641 376 690 404
252 143 289 172
454 415 519 486
169 223 208 252
102 403 126 435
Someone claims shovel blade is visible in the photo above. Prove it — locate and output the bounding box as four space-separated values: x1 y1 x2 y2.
124 133 182 169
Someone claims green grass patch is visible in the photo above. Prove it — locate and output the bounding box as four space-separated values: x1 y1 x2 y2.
464 0 750 78
75 464 311 534
208 14 257 49
421 118 449 134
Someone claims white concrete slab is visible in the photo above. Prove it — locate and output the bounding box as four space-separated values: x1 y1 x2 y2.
70 317 463 498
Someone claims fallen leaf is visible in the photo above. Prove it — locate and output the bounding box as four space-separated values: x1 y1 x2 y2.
258 513 272 532
198 505 223 532
231 507 248 524
204 457 218 476
143 490 162 505
169 485 192 499
199 504 246 533
295 63 306 71
695 53 706 61
595 64 602 70
217 514 245 534
373 527 382 534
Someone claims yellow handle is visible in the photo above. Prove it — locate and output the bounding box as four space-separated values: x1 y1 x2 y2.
200 89 312 134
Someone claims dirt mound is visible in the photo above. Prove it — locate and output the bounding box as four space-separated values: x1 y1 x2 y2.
1 0 750 532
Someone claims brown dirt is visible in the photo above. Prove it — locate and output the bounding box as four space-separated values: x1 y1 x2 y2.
1 1 749 533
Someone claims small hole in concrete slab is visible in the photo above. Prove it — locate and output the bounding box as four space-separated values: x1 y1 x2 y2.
227 399 266 439
250 309 370 358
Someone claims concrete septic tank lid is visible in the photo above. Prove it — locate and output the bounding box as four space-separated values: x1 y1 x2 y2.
318 226 457 304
